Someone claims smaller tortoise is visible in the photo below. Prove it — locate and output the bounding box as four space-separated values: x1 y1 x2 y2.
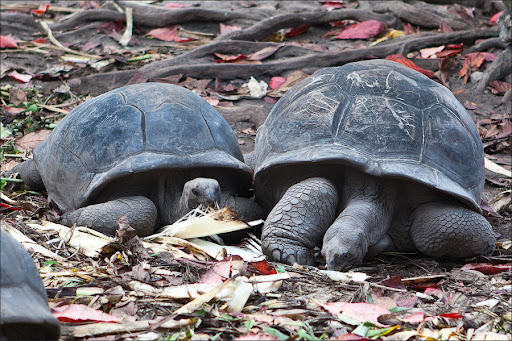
254 60 495 270
11 83 262 236
1 229 60 340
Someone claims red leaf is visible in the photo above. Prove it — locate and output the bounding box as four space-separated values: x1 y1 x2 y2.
8 71 32 83
32 38 49 44
263 96 279 104
269 76 286 89
52 304 121 323
380 276 407 290
250 260 277 275
440 312 464 319
147 27 193 42
199 259 231 283
461 263 512 275
402 23 419 35
446 43 464 49
335 20 385 39
385 54 434 78
459 52 495 83
320 1 346 10
490 11 503 26
214 53 247 63
285 24 311 37
315 301 390 327
0 35 18 48
0 203 21 211
435 46 463 58
31 4 50 15
163 3 193 8
220 23 242 35
401 312 425 324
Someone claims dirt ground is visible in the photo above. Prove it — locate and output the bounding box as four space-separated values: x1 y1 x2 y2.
1 1 511 340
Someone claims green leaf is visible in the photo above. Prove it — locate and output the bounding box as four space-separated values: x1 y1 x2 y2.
243 319 255 330
1 178 23 183
366 325 400 339
338 312 363 326
352 322 374 337
261 326 289 340
23 104 39 113
274 264 286 273
388 307 410 313
1 123 12 138
44 260 61 267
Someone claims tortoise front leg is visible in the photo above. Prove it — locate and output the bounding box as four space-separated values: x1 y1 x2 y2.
410 202 495 258
322 171 396 271
60 196 157 237
261 177 338 266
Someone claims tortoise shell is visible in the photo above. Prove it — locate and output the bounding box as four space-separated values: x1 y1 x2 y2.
33 83 251 212
254 60 484 212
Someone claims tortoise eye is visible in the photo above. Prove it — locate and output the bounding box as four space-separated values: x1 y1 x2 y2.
191 188 201 196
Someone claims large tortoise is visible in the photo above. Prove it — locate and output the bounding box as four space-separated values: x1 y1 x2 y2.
1 229 60 340
11 83 262 236
254 59 495 271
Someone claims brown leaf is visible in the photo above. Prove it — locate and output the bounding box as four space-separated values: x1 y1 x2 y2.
452 3 475 20
214 53 248 63
219 23 242 35
15 129 51 152
8 88 27 106
439 21 453 32
248 45 282 61
488 80 512 95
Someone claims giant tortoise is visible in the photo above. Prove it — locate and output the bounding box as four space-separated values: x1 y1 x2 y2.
1 229 60 340
10 83 262 236
253 59 496 270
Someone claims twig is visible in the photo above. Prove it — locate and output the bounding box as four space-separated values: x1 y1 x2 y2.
36 20 101 59
119 7 133 47
369 282 408 292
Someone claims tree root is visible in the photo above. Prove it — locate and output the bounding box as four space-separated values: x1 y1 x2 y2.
72 29 499 95
49 7 255 32
372 1 467 30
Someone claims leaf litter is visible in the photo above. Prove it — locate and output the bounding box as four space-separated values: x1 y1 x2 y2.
1 0 511 339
